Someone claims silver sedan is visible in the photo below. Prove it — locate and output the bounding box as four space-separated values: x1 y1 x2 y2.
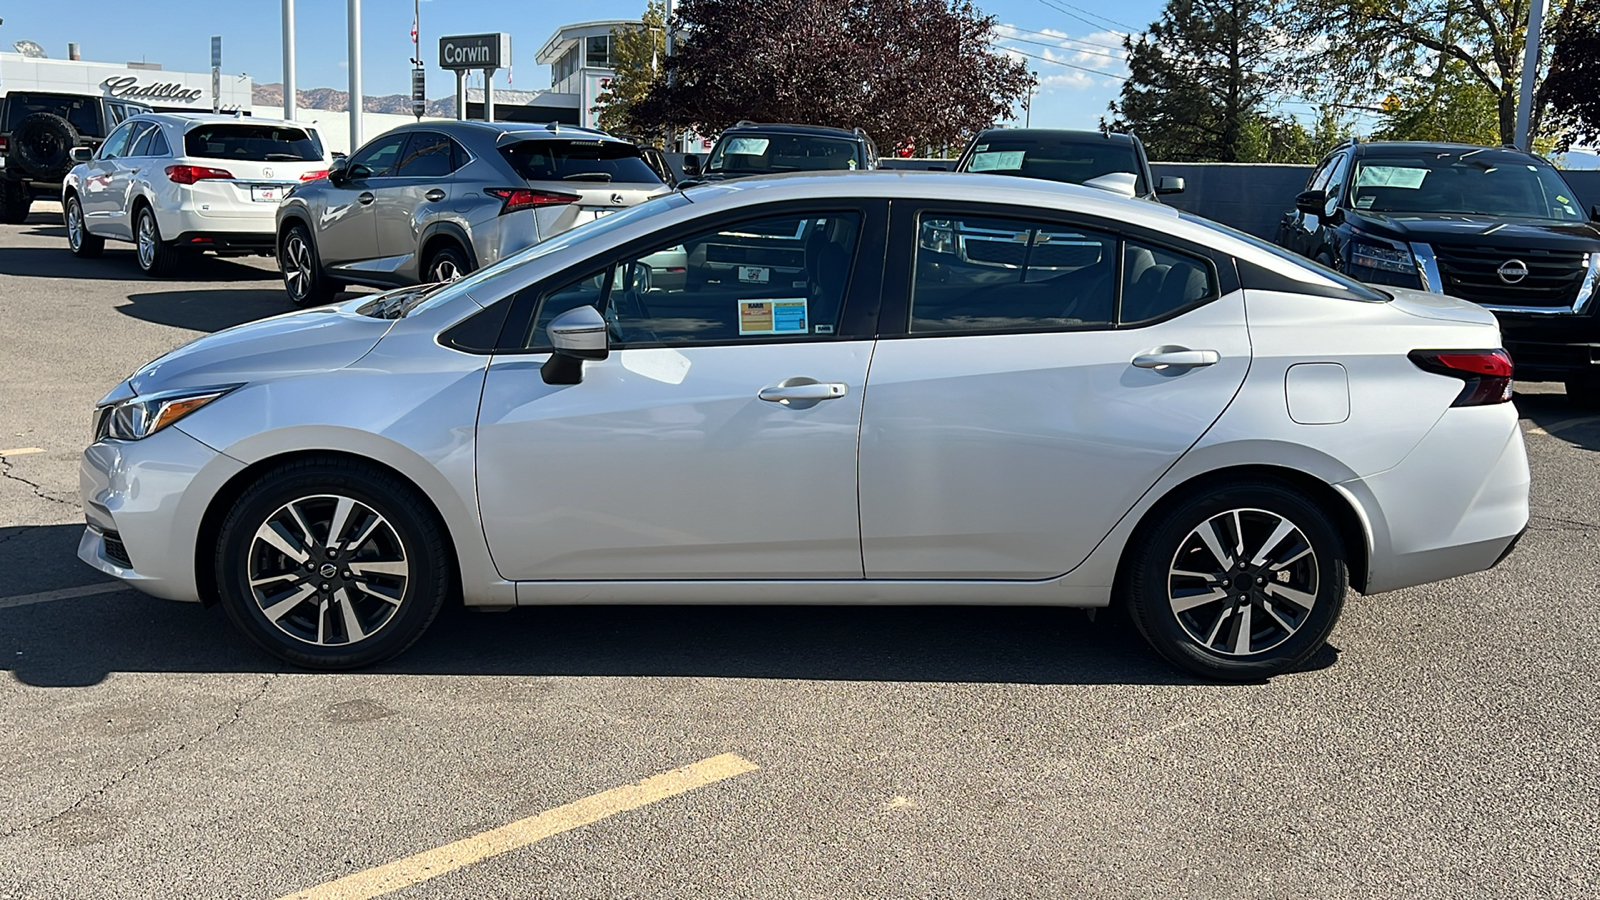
79 172 1529 680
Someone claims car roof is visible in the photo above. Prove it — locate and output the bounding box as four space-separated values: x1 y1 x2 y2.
973 128 1138 146
1353 141 1538 159
719 123 864 140
375 119 634 144
130 112 315 131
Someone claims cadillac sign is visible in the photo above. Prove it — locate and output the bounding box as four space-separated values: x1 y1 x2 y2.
102 76 206 104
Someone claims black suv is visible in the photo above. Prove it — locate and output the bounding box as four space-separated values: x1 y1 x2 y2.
681 122 878 184
0 92 152 223
1278 139 1600 405
952 129 1185 201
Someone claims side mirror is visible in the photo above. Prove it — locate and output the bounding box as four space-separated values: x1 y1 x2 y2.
1591 204 1600 223
541 305 609 385
1155 175 1186 195
71 147 94 163
1295 189 1327 216
682 154 702 178
327 156 350 185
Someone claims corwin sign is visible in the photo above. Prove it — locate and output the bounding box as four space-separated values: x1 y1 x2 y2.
102 76 206 104
438 33 511 70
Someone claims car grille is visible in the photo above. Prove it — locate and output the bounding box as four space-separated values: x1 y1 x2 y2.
102 531 132 568
1432 243 1589 308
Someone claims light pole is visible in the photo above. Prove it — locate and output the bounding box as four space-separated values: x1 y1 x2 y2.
1515 0 1547 150
348 0 363 150
281 0 296 121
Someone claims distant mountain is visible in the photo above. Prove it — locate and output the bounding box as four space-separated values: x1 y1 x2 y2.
254 82 456 117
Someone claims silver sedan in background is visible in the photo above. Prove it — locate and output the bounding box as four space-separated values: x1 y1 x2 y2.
81 172 1528 680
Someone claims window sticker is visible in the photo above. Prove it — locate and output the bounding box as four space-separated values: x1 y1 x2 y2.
724 137 770 156
974 144 988 152
1355 166 1428 189
738 299 808 335
969 150 1025 172
847 159 858 170
1354 195 1376 209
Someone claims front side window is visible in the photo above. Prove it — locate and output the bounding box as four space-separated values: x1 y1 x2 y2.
348 133 408 177
184 125 323 162
1322 152 1350 216
97 121 138 160
519 212 862 349
911 214 1116 333
128 123 162 157
396 132 460 177
1349 149 1585 221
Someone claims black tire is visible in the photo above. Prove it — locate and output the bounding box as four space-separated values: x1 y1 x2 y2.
423 242 472 283
1123 478 1348 682
280 223 338 306
0 180 32 225
1565 374 1600 409
63 193 104 258
134 205 183 277
214 457 452 669
11 112 79 181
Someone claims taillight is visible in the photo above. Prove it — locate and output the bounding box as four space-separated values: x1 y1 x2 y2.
165 165 234 185
1409 349 1514 406
299 169 328 182
484 187 579 215
0 135 8 155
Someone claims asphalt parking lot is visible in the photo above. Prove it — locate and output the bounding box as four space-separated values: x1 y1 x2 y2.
1 200 1598 899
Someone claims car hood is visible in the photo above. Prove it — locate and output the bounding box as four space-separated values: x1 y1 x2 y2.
128 300 396 395
1348 210 1600 249
1384 286 1501 327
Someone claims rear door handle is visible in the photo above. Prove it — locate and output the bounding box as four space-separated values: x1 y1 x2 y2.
357 192 375 205
758 380 849 404
1133 348 1220 370
424 189 446 202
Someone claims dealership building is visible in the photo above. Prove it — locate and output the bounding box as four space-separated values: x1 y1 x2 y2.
0 48 253 113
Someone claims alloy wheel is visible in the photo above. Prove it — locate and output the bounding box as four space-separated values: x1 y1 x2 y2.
67 199 83 250
283 234 314 300
246 494 410 647
430 257 461 282
1166 508 1319 657
137 212 157 269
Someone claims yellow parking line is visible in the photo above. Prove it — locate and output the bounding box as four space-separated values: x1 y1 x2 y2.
276 753 759 900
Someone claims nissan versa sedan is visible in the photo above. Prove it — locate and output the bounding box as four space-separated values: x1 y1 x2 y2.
79 172 1530 681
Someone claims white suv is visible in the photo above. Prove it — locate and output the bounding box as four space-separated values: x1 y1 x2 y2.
61 113 329 276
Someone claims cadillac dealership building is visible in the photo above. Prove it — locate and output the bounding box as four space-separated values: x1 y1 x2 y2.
0 49 254 113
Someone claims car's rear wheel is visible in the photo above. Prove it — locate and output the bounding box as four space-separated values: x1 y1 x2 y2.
0 180 33 225
1124 479 1348 681
64 195 104 257
424 243 471 283
1565 374 1600 409
135 205 183 277
214 458 451 669
280 223 338 306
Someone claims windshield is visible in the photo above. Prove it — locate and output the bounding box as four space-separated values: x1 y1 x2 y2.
705 133 861 175
500 139 663 185
1349 150 1584 221
184 124 323 162
403 192 695 316
961 137 1146 195
1179 212 1390 302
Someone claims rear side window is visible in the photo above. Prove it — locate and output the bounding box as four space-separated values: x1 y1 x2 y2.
396 132 463 177
184 125 322 162
1121 241 1218 324
500 139 663 185
128 123 160 156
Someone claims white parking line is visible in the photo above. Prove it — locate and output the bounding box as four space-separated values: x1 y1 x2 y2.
0 582 130 610
0 447 45 456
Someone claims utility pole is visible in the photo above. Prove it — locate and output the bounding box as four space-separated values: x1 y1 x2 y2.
665 0 676 152
348 0 363 150
282 0 296 121
1515 0 1548 150
410 0 424 120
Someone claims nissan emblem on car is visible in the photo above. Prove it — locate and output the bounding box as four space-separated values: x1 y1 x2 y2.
1498 259 1529 284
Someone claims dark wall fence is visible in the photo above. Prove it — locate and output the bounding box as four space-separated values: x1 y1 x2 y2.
677 154 1600 240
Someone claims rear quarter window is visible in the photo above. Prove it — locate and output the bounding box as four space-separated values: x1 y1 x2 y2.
500 139 662 185
184 125 323 162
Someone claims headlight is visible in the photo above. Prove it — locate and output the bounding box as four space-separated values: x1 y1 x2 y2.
93 385 239 441
1349 239 1418 274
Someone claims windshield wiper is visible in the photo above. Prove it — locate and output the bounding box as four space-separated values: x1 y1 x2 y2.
562 172 613 182
264 153 305 161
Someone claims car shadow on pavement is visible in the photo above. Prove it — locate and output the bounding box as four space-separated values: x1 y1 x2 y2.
0 244 277 282
1 525 1338 688
1516 388 1600 452
118 287 299 332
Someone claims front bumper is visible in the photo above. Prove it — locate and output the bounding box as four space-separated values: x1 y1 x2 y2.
78 425 246 602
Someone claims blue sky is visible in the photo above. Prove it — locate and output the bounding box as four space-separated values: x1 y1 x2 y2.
0 0 1330 130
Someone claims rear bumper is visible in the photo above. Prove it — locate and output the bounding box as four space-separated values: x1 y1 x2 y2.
170 230 278 253
1501 338 1600 382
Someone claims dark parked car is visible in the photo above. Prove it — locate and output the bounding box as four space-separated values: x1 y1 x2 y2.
681 122 879 184
0 91 151 223
952 129 1185 201
1275 139 1600 406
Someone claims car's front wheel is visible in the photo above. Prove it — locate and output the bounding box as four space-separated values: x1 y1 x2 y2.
424 243 471 283
64 195 104 257
280 224 338 306
1123 478 1348 681
135 205 183 276
214 458 452 669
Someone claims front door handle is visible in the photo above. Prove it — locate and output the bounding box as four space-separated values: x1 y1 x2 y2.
758 379 849 404
424 189 446 202
1132 347 1221 370
357 191 375 206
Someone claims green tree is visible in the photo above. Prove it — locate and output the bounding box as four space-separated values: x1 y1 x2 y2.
595 1 668 139
1369 62 1502 145
621 0 1034 151
1543 0 1600 149
1104 0 1291 162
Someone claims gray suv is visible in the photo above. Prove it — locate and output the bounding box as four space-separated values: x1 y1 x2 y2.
275 121 668 305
